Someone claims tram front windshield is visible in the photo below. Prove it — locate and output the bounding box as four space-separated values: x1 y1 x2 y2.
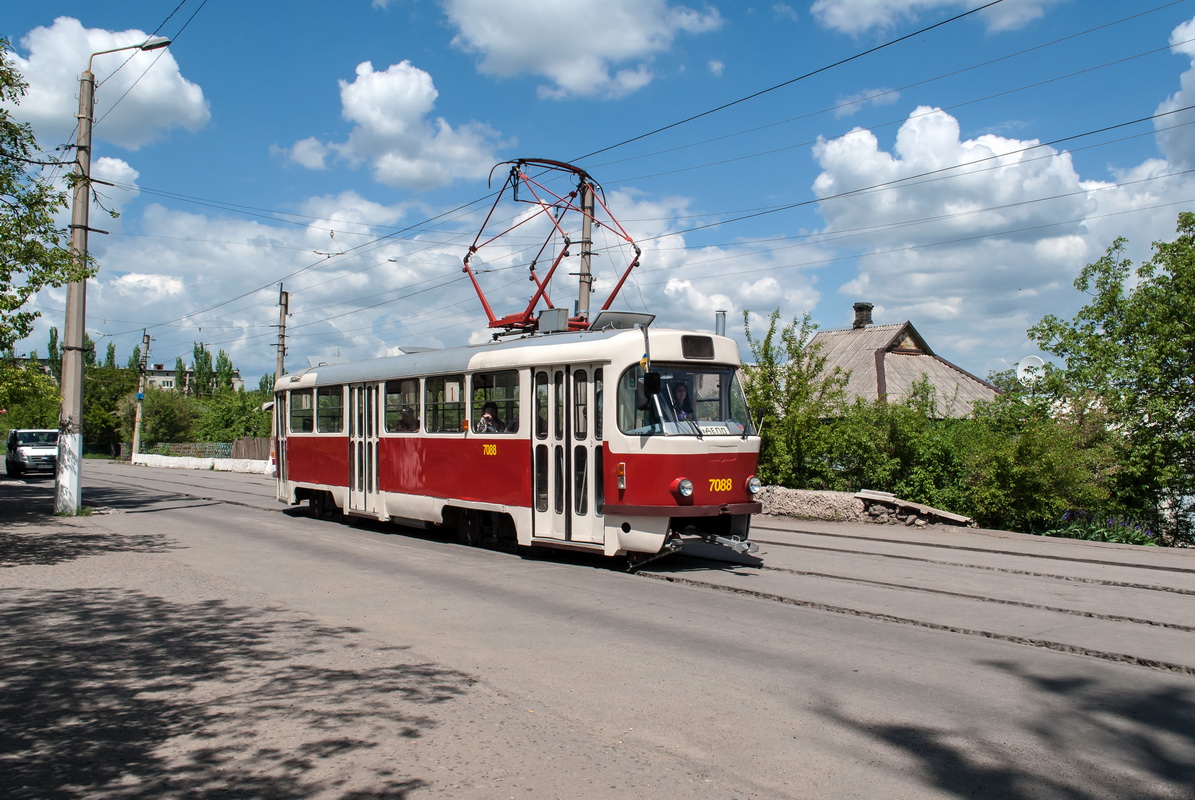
617 364 755 436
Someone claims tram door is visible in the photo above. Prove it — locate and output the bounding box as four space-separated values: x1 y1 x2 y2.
532 365 604 544
348 383 380 515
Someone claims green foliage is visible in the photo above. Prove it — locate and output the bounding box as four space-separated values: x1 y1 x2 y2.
257 372 275 394
83 364 137 454
741 309 848 486
0 38 90 354
214 349 234 393
1039 512 1158 546
191 342 213 396
1029 213 1195 543
103 341 116 368
118 386 195 444
737 310 1123 538
0 358 58 429
192 389 270 441
47 327 61 380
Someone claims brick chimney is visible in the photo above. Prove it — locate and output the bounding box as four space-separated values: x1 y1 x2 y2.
852 302 874 329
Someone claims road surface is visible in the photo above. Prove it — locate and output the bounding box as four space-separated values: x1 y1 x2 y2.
2 461 1193 799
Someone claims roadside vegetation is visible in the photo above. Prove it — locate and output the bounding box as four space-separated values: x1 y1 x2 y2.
2 335 272 454
743 213 1195 547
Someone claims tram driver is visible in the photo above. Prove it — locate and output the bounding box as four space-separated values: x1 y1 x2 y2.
671 382 695 421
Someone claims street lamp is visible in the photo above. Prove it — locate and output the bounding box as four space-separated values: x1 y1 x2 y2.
55 35 171 515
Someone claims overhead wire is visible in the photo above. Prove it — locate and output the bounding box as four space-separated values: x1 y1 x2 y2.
47 0 1193 368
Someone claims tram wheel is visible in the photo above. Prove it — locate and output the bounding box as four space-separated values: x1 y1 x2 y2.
456 509 481 547
310 492 338 520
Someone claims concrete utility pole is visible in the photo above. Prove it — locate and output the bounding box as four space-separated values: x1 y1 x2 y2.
54 65 94 515
131 330 150 457
275 285 289 380
55 36 170 515
577 180 595 323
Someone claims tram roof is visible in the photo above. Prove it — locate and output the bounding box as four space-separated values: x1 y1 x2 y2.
276 326 739 391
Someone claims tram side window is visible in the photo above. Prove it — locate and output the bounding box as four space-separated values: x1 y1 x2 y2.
426 375 465 433
471 370 520 433
290 390 314 433
534 372 549 439
594 368 603 441
385 378 420 432
573 370 588 439
316 386 344 433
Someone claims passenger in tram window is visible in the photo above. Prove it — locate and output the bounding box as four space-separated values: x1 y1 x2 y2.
399 406 419 432
671 382 695 421
476 401 506 433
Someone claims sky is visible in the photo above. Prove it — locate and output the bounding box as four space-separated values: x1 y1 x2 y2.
4 0 1195 387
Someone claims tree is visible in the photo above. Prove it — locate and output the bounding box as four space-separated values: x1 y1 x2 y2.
0 357 58 429
741 309 848 486
104 341 116 368
214 348 234 392
191 342 213 396
258 372 275 394
174 356 186 393
118 386 195 445
0 38 92 354
1029 213 1195 542
193 389 270 441
84 364 137 455
47 327 61 380
127 345 141 370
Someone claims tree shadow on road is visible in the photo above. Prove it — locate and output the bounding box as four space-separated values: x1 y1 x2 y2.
0 483 179 567
0 588 475 799
814 660 1195 799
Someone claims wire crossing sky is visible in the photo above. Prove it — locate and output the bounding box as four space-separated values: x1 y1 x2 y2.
6 0 1195 382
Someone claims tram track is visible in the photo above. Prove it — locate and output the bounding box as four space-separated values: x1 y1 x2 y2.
79 466 1195 675
752 523 1195 576
635 568 1195 675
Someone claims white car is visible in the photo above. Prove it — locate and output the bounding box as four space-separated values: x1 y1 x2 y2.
5 429 59 478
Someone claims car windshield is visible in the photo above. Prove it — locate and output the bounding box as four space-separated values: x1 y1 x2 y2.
617 364 755 437
18 432 57 445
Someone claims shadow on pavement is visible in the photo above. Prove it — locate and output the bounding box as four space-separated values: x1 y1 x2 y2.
0 481 181 567
0 587 475 799
814 660 1195 800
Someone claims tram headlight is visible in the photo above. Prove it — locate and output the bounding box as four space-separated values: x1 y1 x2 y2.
672 477 694 498
745 475 762 494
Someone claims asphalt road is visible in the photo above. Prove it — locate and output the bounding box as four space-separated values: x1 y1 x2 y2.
2 461 1193 799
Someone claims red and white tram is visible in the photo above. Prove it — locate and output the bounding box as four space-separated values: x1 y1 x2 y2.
274 313 763 564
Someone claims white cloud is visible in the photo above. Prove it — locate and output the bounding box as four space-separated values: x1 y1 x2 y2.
443 0 721 99
6 17 209 150
288 137 331 170
286 60 505 190
1155 17 1195 168
773 4 800 23
811 106 1104 370
810 0 1062 36
833 87 900 117
709 60 725 77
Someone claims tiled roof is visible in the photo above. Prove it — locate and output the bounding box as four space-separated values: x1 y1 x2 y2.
808 321 998 417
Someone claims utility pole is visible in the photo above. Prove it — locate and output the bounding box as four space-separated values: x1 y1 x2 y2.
55 36 170 515
577 180 594 323
131 330 150 457
275 285 289 379
54 67 94 515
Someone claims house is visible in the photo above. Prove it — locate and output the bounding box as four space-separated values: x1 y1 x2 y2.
145 364 244 393
808 303 1000 418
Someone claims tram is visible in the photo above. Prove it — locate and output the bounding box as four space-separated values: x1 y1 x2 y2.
273 160 763 564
